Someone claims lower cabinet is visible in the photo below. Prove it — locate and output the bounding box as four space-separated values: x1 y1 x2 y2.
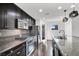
0 42 26 56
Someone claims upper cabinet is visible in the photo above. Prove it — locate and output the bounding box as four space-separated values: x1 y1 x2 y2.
0 4 7 29
31 19 36 25
6 4 17 29
0 3 36 29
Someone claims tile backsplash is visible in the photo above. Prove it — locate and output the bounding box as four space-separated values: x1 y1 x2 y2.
0 29 21 37
0 29 29 44
0 36 15 46
0 29 29 37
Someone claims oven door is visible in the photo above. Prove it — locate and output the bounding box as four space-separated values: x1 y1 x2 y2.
26 40 34 55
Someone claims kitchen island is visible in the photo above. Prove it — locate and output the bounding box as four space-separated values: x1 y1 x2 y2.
53 36 79 56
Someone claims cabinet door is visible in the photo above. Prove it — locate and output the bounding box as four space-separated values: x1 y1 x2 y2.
28 19 31 26
31 19 33 25
0 4 6 29
16 6 22 20
5 4 16 29
31 19 36 25
11 45 26 56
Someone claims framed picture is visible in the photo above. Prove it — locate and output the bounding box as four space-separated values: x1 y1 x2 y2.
51 25 58 30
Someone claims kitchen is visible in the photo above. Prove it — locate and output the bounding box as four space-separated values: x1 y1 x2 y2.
0 3 79 56
0 3 38 56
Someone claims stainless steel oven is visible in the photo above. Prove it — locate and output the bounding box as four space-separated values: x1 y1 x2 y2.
28 40 34 53
26 37 35 55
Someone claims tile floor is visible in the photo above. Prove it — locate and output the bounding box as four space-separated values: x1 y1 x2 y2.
31 40 53 56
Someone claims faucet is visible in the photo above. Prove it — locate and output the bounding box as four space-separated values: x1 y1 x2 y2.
59 30 66 39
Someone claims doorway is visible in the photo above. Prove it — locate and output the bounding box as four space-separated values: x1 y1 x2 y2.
42 25 45 40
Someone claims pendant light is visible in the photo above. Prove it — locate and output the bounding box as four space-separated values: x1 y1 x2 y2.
63 9 68 22
69 3 79 18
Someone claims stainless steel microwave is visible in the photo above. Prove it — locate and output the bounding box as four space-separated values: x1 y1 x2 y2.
15 19 28 29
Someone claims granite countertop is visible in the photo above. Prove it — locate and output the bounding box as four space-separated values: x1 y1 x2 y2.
0 39 27 54
0 36 33 54
54 36 79 56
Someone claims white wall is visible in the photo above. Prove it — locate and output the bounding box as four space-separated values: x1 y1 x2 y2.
36 17 72 41
45 19 65 40
65 18 72 37
45 18 72 40
45 21 52 40
72 16 79 37
64 18 72 49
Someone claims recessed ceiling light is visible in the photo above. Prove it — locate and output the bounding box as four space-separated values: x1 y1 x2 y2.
70 4 75 8
39 9 43 12
58 6 62 10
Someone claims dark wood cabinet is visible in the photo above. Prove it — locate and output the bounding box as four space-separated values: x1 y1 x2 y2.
5 4 16 29
16 6 22 19
10 43 26 56
0 4 16 29
0 3 36 29
31 19 35 25
28 18 36 27
0 4 6 29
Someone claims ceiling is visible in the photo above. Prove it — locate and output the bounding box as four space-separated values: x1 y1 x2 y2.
15 3 79 22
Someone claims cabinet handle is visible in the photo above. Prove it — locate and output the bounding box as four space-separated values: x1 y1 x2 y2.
10 51 13 53
17 51 21 54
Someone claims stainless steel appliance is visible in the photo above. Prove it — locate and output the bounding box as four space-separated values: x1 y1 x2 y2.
29 26 39 49
26 37 35 55
15 19 28 29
